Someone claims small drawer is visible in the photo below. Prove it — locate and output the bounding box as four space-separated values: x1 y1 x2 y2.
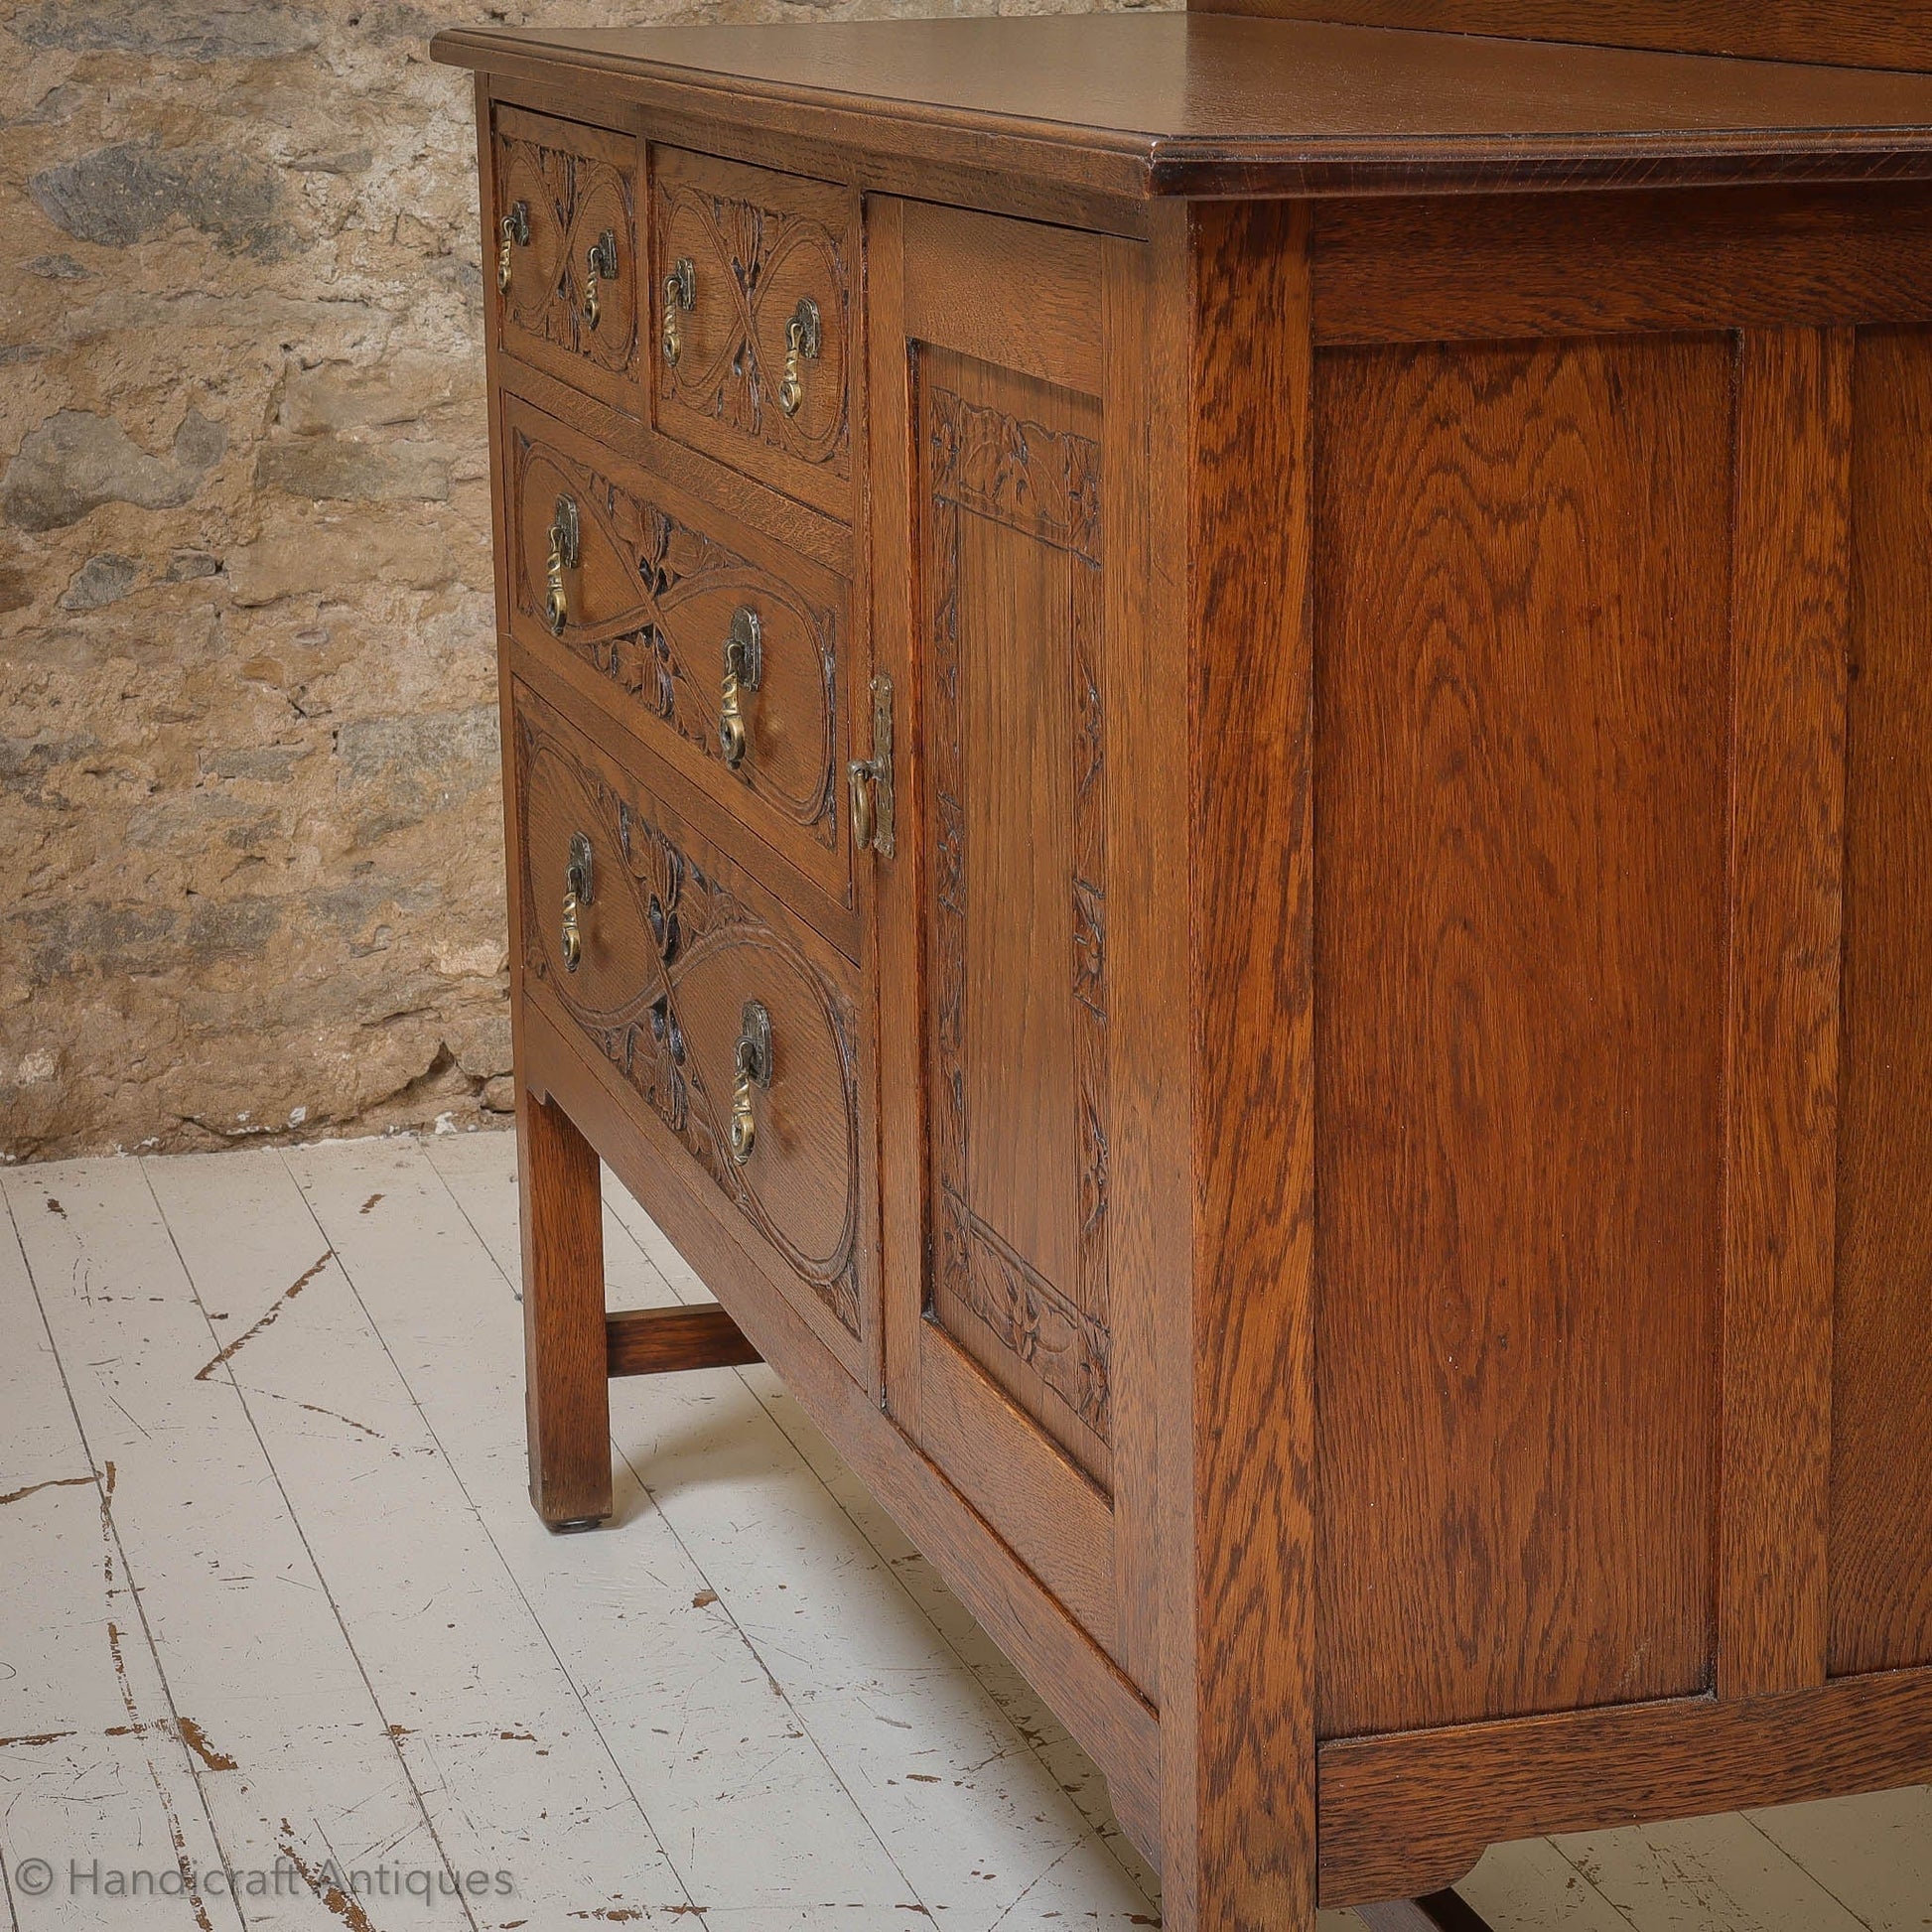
512 682 871 1373
501 395 853 926
652 148 858 519
492 104 640 415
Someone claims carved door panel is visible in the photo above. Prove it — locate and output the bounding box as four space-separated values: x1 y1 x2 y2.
868 202 1167 1696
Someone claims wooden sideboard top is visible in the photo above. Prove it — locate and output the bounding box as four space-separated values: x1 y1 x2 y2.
431 12 1932 200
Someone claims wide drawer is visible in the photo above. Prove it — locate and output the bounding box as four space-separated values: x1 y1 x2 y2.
652 148 858 519
511 681 873 1378
502 395 854 927
492 103 640 416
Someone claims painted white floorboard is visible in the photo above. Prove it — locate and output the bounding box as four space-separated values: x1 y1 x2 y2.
1746 1785 1932 1932
148 1147 691 1931
0 1196 237 1932
4 1136 1928 1932
3 1161 468 1932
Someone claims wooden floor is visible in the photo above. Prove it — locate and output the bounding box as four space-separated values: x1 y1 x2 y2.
0 1136 1925 1932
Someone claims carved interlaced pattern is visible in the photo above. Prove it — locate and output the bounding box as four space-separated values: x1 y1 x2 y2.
655 181 849 468
925 381 1112 1443
517 711 862 1336
513 432 839 844
497 135 635 372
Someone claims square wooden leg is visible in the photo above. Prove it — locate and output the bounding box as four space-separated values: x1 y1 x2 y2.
517 1081 612 1529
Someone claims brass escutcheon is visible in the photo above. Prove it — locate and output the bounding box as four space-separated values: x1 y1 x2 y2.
560 831 593 973
847 672 895 857
718 606 761 770
544 494 579 636
496 201 528 293
582 229 617 332
777 296 821 417
661 256 694 366
729 999 772 1165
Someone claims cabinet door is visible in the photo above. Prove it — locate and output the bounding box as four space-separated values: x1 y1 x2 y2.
867 202 1169 1693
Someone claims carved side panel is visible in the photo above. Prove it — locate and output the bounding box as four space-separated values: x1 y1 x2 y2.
516 702 863 1339
919 349 1114 1484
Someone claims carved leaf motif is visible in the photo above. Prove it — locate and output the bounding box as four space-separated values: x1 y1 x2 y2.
927 387 1102 562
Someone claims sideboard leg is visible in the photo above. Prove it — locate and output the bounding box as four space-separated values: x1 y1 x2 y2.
1158 197 1321 1932
517 1081 613 1529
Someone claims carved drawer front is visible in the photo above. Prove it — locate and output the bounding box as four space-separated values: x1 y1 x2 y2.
503 396 852 923
513 683 871 1377
492 103 640 415
651 147 858 519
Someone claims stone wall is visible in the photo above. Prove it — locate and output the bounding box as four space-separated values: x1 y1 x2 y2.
0 0 1155 1161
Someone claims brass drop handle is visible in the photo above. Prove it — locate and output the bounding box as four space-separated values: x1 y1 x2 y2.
582 229 617 332
847 673 896 858
560 832 593 974
729 1000 772 1166
497 201 528 293
661 255 694 366
544 493 579 636
777 296 821 418
718 606 761 770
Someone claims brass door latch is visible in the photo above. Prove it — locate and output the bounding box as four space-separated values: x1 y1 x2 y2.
777 296 821 417
544 494 579 635
718 606 762 770
582 229 617 332
661 256 695 366
730 999 772 1165
847 672 895 857
560 831 593 973
497 201 528 293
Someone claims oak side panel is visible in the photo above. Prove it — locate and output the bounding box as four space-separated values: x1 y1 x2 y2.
1195 0 1932 74
1312 335 1729 1737
1317 1666 1932 1907
1717 328 1853 1702
1830 324 1932 1677
1161 197 1318 1932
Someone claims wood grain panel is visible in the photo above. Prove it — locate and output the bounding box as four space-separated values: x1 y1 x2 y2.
1718 328 1854 1701
1313 187 1932 347
1317 1666 1932 1907
1830 324 1932 1678
1195 0 1932 75
1161 197 1320 1932
1312 335 1730 1738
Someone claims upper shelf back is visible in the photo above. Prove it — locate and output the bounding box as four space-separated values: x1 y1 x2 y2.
1187 0 1932 74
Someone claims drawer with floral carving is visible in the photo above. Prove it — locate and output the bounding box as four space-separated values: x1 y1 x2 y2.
651 147 858 520
502 394 855 932
512 681 873 1379
492 103 640 416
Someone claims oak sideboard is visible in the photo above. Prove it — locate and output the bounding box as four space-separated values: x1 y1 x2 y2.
432 6 1932 1925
